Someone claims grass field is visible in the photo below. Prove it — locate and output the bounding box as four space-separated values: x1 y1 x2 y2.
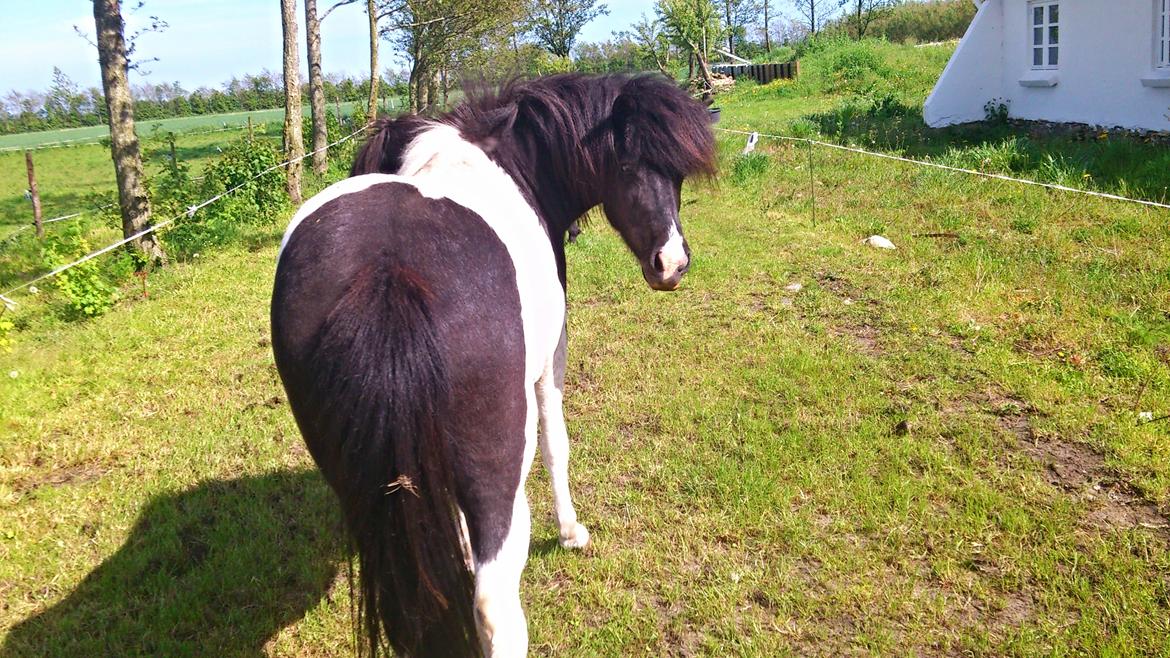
0 98 400 152
2 40 1169 656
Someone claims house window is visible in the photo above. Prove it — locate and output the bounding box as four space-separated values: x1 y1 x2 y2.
1159 0 1170 67
1029 1 1060 69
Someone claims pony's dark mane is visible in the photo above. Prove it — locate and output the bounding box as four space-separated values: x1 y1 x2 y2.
350 74 717 237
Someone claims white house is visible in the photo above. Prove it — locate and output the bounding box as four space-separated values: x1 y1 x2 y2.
924 0 1170 131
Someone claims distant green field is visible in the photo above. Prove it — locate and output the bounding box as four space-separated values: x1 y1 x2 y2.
0 98 403 152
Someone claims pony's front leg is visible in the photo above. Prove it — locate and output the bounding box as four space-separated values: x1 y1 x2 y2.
536 327 590 549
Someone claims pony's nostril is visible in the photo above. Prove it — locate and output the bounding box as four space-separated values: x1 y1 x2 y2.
678 259 690 274
653 252 666 273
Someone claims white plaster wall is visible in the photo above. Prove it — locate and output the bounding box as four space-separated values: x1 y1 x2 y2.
926 0 1170 131
924 0 1005 126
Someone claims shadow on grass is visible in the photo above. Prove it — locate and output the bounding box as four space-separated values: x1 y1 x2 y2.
4 469 347 657
803 100 1170 203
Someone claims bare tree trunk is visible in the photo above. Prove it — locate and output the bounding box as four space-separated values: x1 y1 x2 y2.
366 0 379 124
427 70 438 110
281 0 304 206
305 0 328 175
24 152 43 240
92 0 165 265
692 42 716 91
726 1 734 55
764 1 771 52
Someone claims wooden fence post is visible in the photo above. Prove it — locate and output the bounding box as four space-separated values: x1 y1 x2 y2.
24 151 43 240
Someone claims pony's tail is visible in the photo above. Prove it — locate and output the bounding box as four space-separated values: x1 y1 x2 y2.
308 261 482 658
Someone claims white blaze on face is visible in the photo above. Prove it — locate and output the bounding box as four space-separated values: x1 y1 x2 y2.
657 221 687 277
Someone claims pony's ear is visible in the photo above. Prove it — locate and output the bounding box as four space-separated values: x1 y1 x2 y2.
478 104 518 153
611 91 641 159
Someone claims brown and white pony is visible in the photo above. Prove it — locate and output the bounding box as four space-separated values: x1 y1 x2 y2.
270 74 716 657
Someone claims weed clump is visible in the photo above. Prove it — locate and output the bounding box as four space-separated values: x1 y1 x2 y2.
730 152 771 186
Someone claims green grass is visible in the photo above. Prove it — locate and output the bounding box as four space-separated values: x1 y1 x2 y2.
2 40 1169 656
0 99 399 152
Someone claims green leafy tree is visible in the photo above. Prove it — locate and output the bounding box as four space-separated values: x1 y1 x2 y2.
656 0 725 90
842 0 898 39
527 0 609 58
620 14 675 77
721 0 761 55
382 0 527 112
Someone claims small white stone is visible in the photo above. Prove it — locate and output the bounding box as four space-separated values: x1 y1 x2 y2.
8 371 17 379
1139 411 1154 422
28 285 39 295
862 235 897 250
784 282 803 293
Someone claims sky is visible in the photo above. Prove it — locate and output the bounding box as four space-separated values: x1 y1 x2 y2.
0 0 658 95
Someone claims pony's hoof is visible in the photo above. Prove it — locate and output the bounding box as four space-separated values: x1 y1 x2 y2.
559 523 590 549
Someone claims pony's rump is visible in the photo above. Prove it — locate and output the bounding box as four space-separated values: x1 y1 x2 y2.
302 259 481 657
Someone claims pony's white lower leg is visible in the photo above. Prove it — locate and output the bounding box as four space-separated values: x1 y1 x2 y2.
537 329 590 549
474 492 531 658
474 387 538 658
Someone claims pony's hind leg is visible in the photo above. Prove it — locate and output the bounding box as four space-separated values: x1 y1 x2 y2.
536 327 590 549
474 492 531 657
473 386 538 657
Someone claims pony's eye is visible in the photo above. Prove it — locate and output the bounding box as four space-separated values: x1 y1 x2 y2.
619 163 634 174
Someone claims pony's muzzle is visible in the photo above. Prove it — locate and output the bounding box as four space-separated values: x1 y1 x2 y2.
645 245 690 291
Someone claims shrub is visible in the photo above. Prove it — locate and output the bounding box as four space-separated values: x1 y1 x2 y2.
42 233 118 319
163 136 287 257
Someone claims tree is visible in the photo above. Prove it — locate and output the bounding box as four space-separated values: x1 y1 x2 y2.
305 0 329 174
621 14 674 77
762 0 771 51
791 0 839 35
384 0 527 113
527 0 609 59
721 0 761 56
281 0 305 205
367 0 379 122
45 68 86 127
656 0 724 91
842 0 897 39
92 0 165 264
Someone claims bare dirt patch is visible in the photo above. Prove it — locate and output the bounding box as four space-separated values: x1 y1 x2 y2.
830 322 883 356
980 387 1169 536
11 461 111 495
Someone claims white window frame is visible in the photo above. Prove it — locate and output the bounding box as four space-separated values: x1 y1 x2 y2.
1029 1 1060 70
1158 0 1170 68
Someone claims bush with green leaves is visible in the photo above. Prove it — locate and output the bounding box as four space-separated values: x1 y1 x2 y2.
162 136 287 257
41 232 119 319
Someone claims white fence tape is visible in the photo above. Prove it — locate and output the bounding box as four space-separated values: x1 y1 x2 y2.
716 127 1170 211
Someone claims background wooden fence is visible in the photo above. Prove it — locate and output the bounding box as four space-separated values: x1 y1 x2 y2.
712 61 799 85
